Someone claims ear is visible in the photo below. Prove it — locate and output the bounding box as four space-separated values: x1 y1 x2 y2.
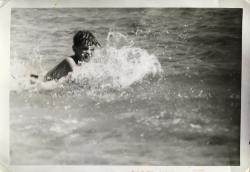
72 45 77 53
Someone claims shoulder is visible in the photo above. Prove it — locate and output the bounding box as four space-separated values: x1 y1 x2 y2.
44 57 76 82
63 57 76 70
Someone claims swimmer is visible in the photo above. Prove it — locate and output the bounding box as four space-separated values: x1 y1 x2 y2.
31 30 101 82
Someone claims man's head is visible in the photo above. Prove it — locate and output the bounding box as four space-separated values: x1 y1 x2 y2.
72 30 101 62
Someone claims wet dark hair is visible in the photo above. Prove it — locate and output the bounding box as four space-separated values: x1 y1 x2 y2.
73 30 101 47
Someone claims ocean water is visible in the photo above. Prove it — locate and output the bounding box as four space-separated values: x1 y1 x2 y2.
10 8 242 165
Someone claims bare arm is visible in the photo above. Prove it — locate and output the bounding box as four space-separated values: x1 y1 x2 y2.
44 57 76 82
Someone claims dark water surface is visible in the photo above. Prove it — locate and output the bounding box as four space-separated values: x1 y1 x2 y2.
10 8 242 165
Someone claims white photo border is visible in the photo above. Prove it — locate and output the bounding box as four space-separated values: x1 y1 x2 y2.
0 0 249 172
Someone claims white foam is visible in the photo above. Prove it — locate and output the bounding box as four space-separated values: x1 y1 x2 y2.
69 31 162 90
10 31 162 95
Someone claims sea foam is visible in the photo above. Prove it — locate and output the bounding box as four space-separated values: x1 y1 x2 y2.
10 31 162 94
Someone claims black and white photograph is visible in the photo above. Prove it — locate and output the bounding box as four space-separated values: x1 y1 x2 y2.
9 8 242 165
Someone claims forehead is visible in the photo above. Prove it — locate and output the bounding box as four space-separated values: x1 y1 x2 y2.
78 44 95 49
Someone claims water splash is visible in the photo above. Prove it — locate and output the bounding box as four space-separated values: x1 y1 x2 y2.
69 31 162 89
10 31 162 98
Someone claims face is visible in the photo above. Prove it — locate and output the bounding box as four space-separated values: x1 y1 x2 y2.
74 45 95 62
